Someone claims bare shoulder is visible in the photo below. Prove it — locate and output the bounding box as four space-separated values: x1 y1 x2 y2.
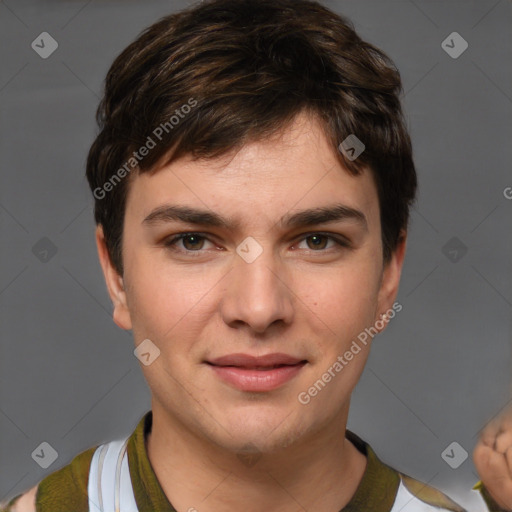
0 485 38 512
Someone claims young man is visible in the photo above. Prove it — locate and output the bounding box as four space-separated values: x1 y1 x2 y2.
0 0 506 510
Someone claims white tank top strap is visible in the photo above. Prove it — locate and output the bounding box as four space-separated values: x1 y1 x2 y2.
88 436 139 512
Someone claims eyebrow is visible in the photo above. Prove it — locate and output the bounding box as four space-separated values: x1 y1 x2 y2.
142 203 368 231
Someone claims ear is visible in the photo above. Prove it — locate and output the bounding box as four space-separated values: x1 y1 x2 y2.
95 225 132 330
375 230 407 332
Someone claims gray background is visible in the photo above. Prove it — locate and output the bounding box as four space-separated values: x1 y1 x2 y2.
1 1 511 510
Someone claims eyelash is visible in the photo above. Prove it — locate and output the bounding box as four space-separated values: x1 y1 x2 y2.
163 232 350 257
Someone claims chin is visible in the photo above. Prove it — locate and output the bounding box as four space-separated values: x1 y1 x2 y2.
217 411 309 453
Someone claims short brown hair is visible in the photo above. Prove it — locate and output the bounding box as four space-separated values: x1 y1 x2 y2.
86 0 417 275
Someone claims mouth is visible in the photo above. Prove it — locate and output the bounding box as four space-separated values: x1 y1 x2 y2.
205 353 308 392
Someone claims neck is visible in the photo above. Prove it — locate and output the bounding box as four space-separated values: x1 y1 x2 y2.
146 401 367 512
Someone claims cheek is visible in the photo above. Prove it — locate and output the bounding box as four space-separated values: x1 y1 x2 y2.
125 254 219 341
303 263 381 328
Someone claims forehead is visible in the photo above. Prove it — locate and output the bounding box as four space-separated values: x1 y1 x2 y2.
125 112 379 229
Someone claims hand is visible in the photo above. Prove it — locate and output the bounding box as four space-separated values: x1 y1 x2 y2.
474 407 512 511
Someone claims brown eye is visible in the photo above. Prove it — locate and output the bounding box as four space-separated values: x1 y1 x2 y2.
297 233 349 252
180 234 206 250
305 234 329 250
164 233 213 253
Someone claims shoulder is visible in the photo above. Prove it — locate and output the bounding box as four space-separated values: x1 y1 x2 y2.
344 429 468 511
0 485 38 512
393 473 467 512
0 445 97 512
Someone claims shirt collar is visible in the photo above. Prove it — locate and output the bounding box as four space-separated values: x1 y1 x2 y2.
127 410 400 512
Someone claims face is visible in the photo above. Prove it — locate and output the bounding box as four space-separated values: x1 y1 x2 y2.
97 112 406 455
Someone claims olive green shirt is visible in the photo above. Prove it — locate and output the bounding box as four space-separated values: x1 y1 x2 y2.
0 410 506 511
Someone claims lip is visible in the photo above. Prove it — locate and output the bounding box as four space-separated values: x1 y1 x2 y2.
208 353 306 367
206 353 308 392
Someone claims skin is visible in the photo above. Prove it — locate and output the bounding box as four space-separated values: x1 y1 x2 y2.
3 113 506 511
474 407 512 510
3 486 37 512
95 111 406 512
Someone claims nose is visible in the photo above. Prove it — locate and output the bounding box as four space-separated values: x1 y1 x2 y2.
219 241 295 334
